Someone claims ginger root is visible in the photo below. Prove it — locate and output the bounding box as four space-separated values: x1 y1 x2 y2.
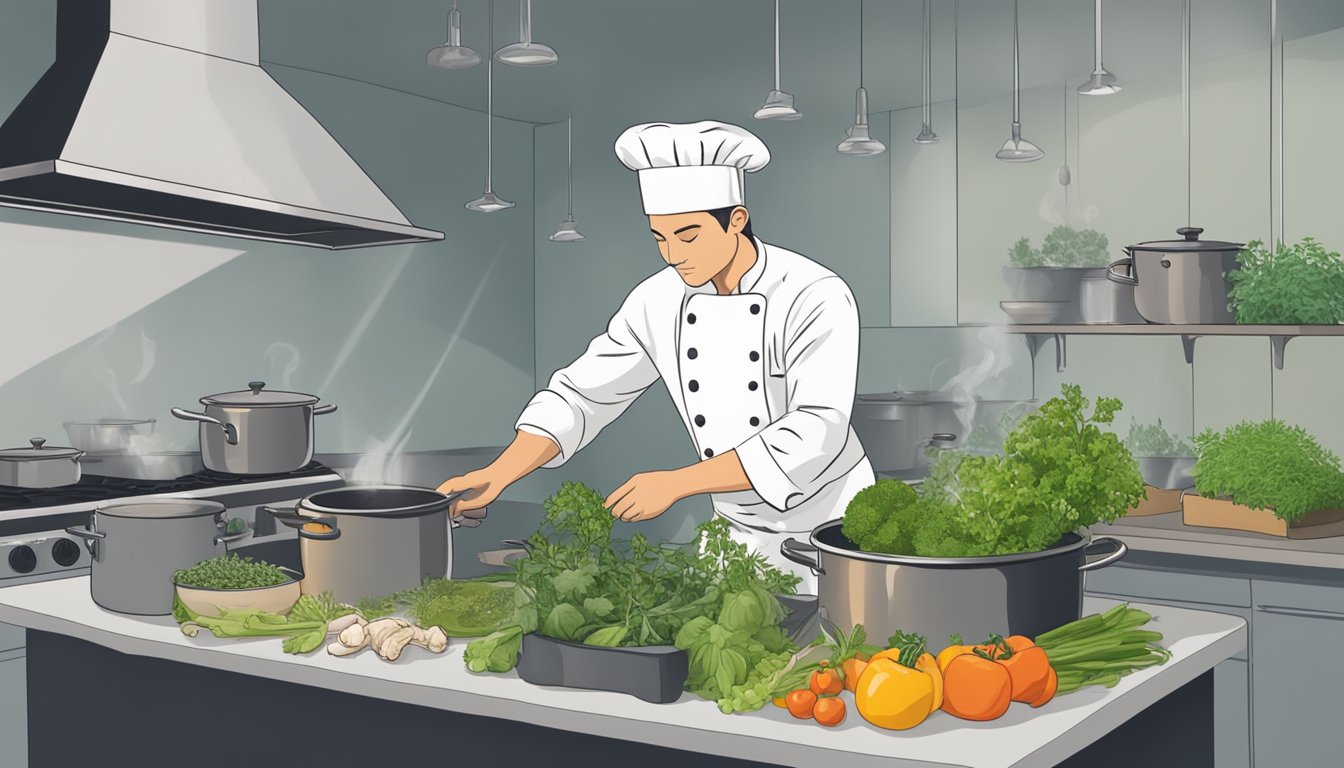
326 616 449 661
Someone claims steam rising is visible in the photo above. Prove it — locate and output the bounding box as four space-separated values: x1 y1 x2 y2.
265 342 302 390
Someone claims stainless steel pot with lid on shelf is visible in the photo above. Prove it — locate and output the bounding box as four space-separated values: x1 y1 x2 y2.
780 520 1128 645
172 381 337 475
1107 227 1244 324
0 438 84 488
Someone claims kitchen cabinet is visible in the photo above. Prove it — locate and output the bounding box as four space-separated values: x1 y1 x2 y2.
1085 564 1250 766
1251 579 1344 768
0 654 27 765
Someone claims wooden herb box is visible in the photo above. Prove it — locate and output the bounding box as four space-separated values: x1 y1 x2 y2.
1182 493 1344 538
1125 485 1183 517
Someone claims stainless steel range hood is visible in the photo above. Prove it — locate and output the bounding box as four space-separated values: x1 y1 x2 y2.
0 1 444 249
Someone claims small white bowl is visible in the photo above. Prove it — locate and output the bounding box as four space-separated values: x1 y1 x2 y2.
1000 300 1070 325
174 577 302 617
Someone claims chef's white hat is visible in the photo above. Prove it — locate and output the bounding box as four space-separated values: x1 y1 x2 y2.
614 121 771 215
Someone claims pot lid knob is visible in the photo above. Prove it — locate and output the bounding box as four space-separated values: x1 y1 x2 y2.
29 438 44 450
1177 227 1204 241
248 381 266 395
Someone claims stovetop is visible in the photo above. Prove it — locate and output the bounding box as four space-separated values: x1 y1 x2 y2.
0 462 337 512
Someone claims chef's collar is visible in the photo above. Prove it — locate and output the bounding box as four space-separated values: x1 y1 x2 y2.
735 237 767 295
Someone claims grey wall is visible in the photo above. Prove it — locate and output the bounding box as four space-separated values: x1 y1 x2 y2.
0 3 536 459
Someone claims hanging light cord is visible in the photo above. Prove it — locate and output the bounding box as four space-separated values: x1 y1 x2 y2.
1182 0 1190 227
520 0 529 45
773 0 781 90
1093 0 1104 71
1012 0 1021 125
922 0 932 127
566 114 574 217
858 0 865 87
486 0 495 192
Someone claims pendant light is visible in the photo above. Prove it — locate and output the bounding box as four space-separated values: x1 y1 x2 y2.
913 0 939 144
754 0 801 120
1078 0 1121 95
467 1 514 213
495 0 557 67
838 0 885 156
549 114 585 242
427 0 481 70
996 0 1044 162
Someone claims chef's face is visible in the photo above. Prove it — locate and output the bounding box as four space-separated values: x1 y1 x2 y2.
649 207 749 287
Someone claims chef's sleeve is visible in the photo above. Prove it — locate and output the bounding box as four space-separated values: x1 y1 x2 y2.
735 276 860 510
514 285 661 468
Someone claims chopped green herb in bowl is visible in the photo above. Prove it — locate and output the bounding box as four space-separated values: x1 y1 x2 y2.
173 554 300 617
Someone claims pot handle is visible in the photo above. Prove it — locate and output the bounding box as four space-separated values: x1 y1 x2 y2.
313 404 338 416
214 518 253 547
1078 536 1129 572
171 408 239 446
1106 258 1138 286
780 538 825 576
262 507 342 541
65 526 105 558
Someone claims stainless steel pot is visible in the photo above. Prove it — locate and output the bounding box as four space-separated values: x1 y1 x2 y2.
1079 271 1143 324
852 393 964 473
172 381 336 475
1137 456 1196 490
0 438 83 488
1107 227 1244 324
65 499 251 615
62 418 156 453
1001 267 1105 323
265 486 458 604
780 520 1128 644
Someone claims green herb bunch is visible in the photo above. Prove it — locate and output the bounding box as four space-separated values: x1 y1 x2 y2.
1008 226 1110 268
1124 418 1194 457
1228 238 1344 324
1192 420 1344 521
463 480 802 713
172 554 290 590
843 385 1144 559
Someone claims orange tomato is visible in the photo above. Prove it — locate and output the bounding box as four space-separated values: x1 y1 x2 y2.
941 654 1013 721
810 668 844 697
1001 646 1052 702
1005 635 1035 653
936 644 972 674
813 696 847 727
786 689 818 719
1029 667 1059 708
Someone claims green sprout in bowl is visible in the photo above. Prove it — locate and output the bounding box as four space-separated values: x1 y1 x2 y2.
172 553 292 590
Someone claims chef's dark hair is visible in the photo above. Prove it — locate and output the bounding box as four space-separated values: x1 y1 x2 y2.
706 206 754 240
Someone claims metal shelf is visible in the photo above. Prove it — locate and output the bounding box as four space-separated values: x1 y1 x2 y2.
1000 324 1344 371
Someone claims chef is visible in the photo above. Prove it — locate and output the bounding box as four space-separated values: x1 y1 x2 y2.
438 120 873 589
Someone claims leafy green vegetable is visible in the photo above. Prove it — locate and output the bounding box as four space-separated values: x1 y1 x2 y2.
1192 420 1344 521
1007 226 1110 268
287 592 357 624
1125 418 1193 457
960 403 1035 455
464 626 524 673
583 625 629 647
390 579 516 637
172 554 290 590
174 595 330 655
1228 238 1344 324
841 479 919 554
845 385 1144 558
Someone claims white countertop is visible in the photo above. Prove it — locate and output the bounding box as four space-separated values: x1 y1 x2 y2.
0 577 1245 768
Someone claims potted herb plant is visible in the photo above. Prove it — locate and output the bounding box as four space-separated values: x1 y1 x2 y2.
1227 238 1344 325
1185 420 1344 537
1002 226 1111 322
1123 419 1195 517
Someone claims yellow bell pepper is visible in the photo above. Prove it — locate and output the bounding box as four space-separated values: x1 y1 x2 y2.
854 652 944 730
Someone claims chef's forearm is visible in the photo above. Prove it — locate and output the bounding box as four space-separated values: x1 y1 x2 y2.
488 430 561 484
672 451 754 498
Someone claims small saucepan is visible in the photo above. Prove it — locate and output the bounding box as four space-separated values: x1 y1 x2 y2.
0 438 84 488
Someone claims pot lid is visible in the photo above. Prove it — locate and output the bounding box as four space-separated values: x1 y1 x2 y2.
0 438 83 461
96 498 226 519
201 381 320 408
1130 227 1244 252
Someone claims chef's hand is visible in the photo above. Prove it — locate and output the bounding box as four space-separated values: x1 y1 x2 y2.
606 471 684 522
437 469 501 527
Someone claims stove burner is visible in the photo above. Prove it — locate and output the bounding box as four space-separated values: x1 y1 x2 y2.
0 462 335 512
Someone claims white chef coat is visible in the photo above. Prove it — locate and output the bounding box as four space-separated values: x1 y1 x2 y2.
515 239 873 590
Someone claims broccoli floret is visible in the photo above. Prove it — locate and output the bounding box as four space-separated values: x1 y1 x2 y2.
911 500 973 558
842 479 918 554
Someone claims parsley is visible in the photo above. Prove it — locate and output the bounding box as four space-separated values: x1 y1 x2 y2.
1228 238 1344 324
1124 418 1194 457
1007 226 1110 268
1192 420 1344 521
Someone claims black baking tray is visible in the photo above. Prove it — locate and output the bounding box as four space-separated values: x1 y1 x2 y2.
514 594 818 704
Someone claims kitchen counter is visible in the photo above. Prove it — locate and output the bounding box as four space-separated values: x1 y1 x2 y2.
1095 511 1344 571
0 577 1244 768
